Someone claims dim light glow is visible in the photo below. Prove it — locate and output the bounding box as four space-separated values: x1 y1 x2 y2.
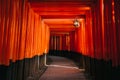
73 19 80 28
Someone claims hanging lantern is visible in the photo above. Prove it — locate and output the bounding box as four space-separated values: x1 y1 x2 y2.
73 19 80 28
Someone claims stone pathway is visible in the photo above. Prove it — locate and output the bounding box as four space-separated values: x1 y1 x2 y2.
39 56 90 80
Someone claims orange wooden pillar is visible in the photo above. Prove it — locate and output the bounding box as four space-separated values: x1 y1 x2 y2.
41 21 45 54
70 31 75 52
91 0 103 60
0 0 9 65
114 0 120 67
62 35 67 51
44 25 50 54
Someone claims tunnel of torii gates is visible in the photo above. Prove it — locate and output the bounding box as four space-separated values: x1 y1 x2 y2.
0 0 120 80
